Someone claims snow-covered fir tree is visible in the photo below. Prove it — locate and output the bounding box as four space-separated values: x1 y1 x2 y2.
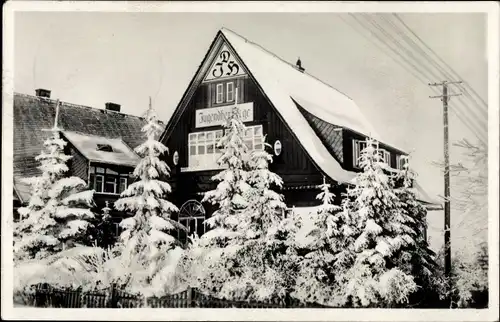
189 106 252 295
292 177 353 306
392 156 441 306
114 102 183 277
214 141 295 301
201 106 252 242
338 138 423 307
14 128 96 261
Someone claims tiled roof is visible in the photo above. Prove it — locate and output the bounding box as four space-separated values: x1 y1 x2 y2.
295 102 344 165
13 93 163 180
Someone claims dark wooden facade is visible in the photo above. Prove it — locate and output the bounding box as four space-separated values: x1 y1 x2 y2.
162 72 335 211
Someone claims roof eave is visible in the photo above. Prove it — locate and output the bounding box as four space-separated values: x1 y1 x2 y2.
89 159 139 168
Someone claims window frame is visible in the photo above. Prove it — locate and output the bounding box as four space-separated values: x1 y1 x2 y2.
216 83 224 104
396 155 408 170
379 149 391 167
352 140 368 169
226 81 235 102
95 174 104 193
118 176 128 194
186 125 264 171
90 166 131 195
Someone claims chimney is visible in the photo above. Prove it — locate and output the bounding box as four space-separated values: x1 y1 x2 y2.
35 88 51 98
105 102 121 112
295 58 305 73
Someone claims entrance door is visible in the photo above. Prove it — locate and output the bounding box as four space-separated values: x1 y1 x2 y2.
178 200 206 244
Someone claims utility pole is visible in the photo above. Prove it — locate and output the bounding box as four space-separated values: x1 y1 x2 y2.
429 80 462 302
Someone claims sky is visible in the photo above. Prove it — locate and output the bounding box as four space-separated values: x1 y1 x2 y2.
13 12 488 252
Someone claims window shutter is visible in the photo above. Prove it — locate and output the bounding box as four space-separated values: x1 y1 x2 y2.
210 83 216 105
353 140 358 167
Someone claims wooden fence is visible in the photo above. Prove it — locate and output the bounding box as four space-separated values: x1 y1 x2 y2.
16 283 330 308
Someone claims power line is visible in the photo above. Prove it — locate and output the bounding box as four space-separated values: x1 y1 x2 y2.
363 14 487 137
379 15 487 143
346 14 486 143
338 15 430 85
383 15 488 124
393 13 488 111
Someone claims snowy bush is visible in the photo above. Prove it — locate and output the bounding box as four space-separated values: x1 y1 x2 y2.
114 103 185 291
14 130 96 261
13 246 107 295
434 244 488 308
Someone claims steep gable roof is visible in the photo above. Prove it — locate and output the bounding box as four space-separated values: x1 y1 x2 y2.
159 28 439 207
13 93 162 180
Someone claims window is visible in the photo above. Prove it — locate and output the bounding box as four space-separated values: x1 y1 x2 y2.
216 84 224 104
104 177 117 193
352 140 368 168
186 125 263 171
396 155 408 170
243 125 264 151
226 82 235 102
118 177 128 194
95 175 104 192
213 81 238 105
379 149 391 166
90 166 130 195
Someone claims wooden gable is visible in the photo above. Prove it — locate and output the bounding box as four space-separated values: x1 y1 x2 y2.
160 31 328 205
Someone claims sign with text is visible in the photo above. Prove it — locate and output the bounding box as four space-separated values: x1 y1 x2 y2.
195 103 254 128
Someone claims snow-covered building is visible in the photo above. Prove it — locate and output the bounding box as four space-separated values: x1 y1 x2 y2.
159 28 441 238
12 90 164 233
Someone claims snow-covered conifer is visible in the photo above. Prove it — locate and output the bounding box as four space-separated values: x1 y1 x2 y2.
14 129 96 261
114 102 182 265
213 140 295 301
339 138 421 307
201 106 252 244
393 156 440 306
292 177 351 305
189 107 252 296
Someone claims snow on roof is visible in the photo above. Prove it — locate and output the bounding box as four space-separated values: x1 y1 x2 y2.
221 28 356 185
220 28 402 150
62 131 140 167
221 28 438 206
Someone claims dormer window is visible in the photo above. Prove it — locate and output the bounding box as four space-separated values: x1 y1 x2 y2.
379 149 391 166
353 140 368 168
97 144 113 152
396 155 408 170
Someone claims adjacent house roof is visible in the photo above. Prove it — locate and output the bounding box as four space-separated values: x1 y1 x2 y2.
62 131 141 167
13 93 163 201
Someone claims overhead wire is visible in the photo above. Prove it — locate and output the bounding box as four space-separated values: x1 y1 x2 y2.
345 13 486 144
360 13 486 140
385 14 487 131
392 13 488 111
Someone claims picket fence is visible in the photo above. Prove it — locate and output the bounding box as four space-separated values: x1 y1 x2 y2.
16 283 330 308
